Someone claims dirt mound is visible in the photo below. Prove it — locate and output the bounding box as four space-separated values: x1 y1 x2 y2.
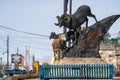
53 57 107 65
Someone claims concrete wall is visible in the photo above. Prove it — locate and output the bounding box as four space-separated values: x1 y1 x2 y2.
99 44 120 68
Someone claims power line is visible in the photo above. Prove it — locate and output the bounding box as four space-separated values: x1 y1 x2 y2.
0 25 49 37
0 28 48 40
110 33 119 35
10 38 51 46
10 41 52 51
0 29 52 52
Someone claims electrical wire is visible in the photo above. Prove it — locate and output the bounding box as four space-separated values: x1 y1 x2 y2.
10 38 51 46
10 41 52 51
0 25 49 37
0 27 49 39
0 27 52 51
110 33 119 35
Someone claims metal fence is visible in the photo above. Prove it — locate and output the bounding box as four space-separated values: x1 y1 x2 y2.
39 64 114 80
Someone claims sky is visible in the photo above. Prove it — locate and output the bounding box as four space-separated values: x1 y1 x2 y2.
0 0 120 65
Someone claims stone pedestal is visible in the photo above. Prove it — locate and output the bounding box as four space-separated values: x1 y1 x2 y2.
53 57 107 65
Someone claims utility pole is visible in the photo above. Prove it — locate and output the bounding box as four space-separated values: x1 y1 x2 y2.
17 47 19 54
69 0 72 15
63 0 68 34
26 46 28 66
15 47 19 69
68 0 72 47
32 55 35 64
0 57 2 64
32 55 35 71
7 35 9 69
26 46 30 66
28 46 30 66
63 0 69 48
63 0 72 47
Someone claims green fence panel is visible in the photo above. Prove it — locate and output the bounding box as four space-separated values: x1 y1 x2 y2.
39 64 114 80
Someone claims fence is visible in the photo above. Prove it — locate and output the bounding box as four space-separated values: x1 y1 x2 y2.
39 64 114 80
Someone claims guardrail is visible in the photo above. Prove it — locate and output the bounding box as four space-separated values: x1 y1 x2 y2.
40 64 114 80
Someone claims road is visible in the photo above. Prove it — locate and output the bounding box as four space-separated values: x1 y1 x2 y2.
24 77 120 80
2 76 120 80
115 77 120 80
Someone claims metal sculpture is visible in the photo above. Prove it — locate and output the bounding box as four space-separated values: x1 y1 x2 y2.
52 4 120 58
49 32 66 60
55 5 97 31
64 14 120 57
79 15 120 52
55 5 97 44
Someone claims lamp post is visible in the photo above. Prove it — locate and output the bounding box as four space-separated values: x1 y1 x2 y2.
7 35 9 69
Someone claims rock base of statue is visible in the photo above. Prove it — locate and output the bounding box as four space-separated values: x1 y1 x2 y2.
63 44 101 58
53 57 107 65
63 14 120 58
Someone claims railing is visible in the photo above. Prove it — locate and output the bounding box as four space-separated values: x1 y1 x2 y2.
40 64 114 80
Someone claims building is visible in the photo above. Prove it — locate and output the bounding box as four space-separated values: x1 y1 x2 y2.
99 38 120 70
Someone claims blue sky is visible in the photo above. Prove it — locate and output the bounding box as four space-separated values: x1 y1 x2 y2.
0 0 120 64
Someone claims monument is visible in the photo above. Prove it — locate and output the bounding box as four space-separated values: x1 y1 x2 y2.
50 0 120 59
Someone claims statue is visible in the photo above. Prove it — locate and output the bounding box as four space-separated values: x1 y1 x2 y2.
49 32 66 60
55 5 97 44
52 5 120 58
55 5 97 30
64 14 120 57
